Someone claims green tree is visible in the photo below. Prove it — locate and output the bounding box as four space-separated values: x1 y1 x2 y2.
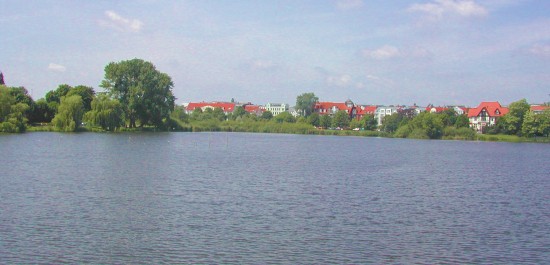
521 110 538 137
295 92 318 117
211 107 226 121
319 114 332 128
66 85 95 112
100 58 175 128
332 110 350 128
440 109 457 127
0 86 29 132
538 109 550 137
84 94 125 131
274 112 295 123
349 118 362 129
46 84 71 104
260 110 273 120
502 99 530 136
381 113 404 133
454 114 469 128
191 108 203 120
29 98 55 123
170 105 189 122
360 114 378 130
52 95 84 132
307 112 320 127
0 72 4 85
232 106 247 120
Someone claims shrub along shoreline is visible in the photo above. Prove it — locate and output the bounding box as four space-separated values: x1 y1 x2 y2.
24 119 550 143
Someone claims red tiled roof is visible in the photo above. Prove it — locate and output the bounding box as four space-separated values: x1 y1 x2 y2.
186 102 235 112
314 102 352 114
244 105 264 113
426 106 448 113
467 102 509 117
355 105 376 116
531 105 549 112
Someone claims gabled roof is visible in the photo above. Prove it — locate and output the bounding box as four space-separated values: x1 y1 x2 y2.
468 102 509 117
186 102 236 112
356 105 377 115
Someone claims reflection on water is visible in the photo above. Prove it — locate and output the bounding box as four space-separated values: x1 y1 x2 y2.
1 132 549 264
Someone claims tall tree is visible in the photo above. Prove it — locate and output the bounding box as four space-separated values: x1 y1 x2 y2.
52 95 84 132
502 99 530 135
332 110 350 128
1 85 29 133
0 72 4 85
295 92 318 117
66 85 95 112
100 59 175 128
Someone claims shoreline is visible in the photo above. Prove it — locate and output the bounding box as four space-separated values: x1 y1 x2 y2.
21 124 550 144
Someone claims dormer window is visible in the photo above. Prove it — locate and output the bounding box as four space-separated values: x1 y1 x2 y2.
495 109 500 115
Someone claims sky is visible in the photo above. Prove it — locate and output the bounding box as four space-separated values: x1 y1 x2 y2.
1 0 549 106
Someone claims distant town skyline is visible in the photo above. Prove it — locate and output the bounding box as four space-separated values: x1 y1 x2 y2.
1 0 549 106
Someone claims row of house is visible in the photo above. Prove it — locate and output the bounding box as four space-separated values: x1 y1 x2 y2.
182 100 548 133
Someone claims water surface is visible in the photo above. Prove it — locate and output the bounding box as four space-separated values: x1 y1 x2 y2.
1 132 549 264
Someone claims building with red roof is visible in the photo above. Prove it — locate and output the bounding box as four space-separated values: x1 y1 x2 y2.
314 99 358 119
530 105 550 115
186 102 236 115
243 104 265 116
468 102 509 133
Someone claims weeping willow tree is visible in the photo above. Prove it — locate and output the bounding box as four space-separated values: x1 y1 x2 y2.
52 95 84 132
84 93 124 131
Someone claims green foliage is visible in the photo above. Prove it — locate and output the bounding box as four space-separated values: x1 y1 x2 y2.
381 113 405 133
332 110 350 128
260 110 273 120
52 95 84 132
295 92 318 117
46 84 71 104
0 85 29 133
274 112 296 123
212 107 226 121
170 105 189 122
319 114 331 129
307 112 320 126
360 114 378 130
100 58 175 128
454 114 469 128
66 85 95 112
501 99 530 136
29 98 55 123
84 94 125 131
232 106 247 120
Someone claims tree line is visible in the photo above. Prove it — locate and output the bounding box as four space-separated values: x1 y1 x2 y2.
2 61 549 140
1 59 175 132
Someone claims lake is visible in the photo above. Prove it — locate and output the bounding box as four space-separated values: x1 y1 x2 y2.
0 132 549 264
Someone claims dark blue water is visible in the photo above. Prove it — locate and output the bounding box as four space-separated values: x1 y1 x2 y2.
1 132 549 264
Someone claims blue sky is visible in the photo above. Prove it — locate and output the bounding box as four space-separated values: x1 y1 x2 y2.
1 0 549 106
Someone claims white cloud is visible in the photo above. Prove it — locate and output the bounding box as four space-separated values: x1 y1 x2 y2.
48 63 66 72
408 0 487 19
530 44 550 57
336 0 364 10
100 10 143 33
362 45 401 60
